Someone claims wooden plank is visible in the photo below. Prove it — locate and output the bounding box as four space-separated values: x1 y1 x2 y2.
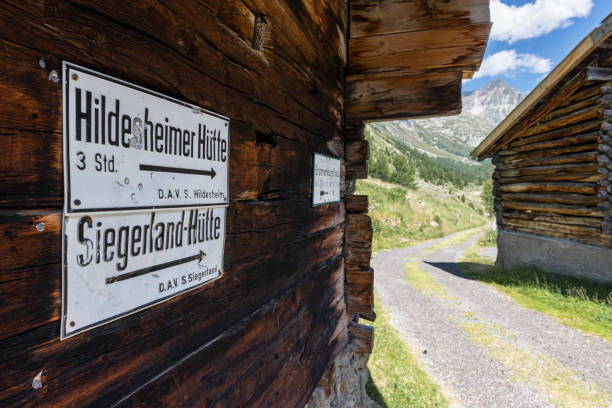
502 211 603 228
538 93 603 122
345 71 462 121
348 24 490 75
499 172 600 185
345 214 373 246
509 118 601 148
500 182 597 195
348 322 374 354
501 201 603 217
349 0 490 38
497 162 598 178
499 132 599 155
346 140 370 163
345 267 374 315
344 246 372 270
587 66 612 81
345 195 368 214
500 192 601 206
497 152 597 170
519 105 602 138
502 223 612 247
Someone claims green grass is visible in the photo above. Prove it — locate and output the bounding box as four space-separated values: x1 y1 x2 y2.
460 232 612 342
356 178 490 252
366 292 449 408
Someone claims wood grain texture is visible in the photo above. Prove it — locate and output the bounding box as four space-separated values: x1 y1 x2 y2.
0 1 352 407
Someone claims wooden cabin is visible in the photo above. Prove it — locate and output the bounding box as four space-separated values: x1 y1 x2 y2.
472 13 612 284
0 1 489 406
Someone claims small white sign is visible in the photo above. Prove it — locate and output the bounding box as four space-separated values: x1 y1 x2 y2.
62 207 225 338
312 153 341 206
62 62 229 213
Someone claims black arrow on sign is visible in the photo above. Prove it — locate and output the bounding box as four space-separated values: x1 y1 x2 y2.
320 191 328 196
106 250 206 284
140 164 216 179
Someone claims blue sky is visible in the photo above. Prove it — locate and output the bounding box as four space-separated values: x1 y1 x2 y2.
463 0 611 94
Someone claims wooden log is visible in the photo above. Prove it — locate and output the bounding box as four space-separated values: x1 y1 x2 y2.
503 223 612 247
347 162 368 179
498 132 599 155
500 192 601 206
499 142 598 163
348 322 374 354
510 118 601 148
538 94 602 123
345 267 374 316
346 140 370 163
501 201 604 217
344 246 372 270
587 66 612 81
497 163 598 178
344 121 365 141
599 132 612 144
349 0 490 39
558 81 612 108
598 154 612 171
519 105 603 138
499 172 600 184
503 217 601 236
348 25 490 75
345 195 369 214
502 211 603 228
345 71 462 121
500 182 598 195
497 151 597 170
345 214 373 245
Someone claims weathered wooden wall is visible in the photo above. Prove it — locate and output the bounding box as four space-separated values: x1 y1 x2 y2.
0 1 351 406
491 51 612 248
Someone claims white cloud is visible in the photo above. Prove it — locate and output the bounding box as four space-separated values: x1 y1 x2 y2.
491 0 593 43
474 50 553 79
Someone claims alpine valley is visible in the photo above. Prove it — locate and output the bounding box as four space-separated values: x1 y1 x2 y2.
366 79 524 188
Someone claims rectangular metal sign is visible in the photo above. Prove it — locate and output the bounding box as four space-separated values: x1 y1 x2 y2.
62 207 225 338
62 62 229 213
312 153 341 206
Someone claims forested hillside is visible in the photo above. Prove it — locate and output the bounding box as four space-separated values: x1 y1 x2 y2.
366 125 493 189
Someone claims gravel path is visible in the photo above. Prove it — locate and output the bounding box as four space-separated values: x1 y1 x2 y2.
372 228 612 408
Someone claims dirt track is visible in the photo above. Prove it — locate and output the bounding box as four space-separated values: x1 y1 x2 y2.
372 228 612 408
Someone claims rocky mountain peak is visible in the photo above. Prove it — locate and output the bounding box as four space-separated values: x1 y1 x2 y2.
462 79 524 125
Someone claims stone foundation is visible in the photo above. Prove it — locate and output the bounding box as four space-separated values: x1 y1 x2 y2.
497 229 612 283
305 344 380 408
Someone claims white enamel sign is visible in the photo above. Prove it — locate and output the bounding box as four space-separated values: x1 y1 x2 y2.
62 207 225 338
62 62 229 213
312 153 341 206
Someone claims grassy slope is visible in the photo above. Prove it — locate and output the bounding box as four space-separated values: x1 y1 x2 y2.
366 293 449 408
460 231 612 342
356 178 490 252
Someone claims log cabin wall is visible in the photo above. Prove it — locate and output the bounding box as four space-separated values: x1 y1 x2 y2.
0 1 492 406
493 76 612 248
473 15 612 283
0 1 350 407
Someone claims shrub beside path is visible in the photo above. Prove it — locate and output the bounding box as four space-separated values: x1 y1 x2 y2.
372 228 612 408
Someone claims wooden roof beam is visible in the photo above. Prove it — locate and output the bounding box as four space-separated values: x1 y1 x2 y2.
345 71 462 121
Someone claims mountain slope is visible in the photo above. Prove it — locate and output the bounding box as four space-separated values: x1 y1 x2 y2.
367 79 524 161
463 78 524 125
